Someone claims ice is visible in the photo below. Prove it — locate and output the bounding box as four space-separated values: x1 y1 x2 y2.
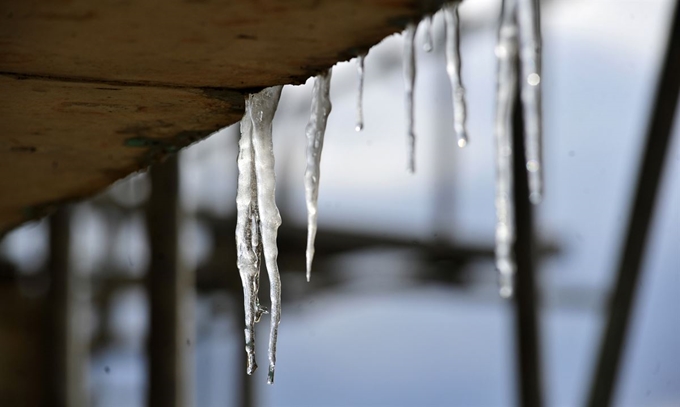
235 97 262 375
356 54 366 132
304 69 333 282
517 0 543 203
403 22 417 172
241 85 284 383
444 2 469 148
423 15 434 52
494 0 519 298
231 0 544 377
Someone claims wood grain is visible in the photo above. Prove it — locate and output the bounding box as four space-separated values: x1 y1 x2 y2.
0 0 444 232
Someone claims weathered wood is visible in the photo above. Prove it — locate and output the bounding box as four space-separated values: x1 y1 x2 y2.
0 0 444 232
0 0 441 88
0 76 243 230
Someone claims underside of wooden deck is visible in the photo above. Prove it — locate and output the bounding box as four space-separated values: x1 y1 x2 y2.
0 0 443 232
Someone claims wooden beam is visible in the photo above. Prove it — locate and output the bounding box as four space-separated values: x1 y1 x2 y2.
0 0 444 232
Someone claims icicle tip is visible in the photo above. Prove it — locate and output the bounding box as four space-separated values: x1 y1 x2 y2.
267 366 276 384
499 285 513 299
246 355 257 375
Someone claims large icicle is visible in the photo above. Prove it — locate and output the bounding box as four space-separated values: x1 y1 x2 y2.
235 96 263 375
494 0 519 299
444 2 469 148
403 23 417 172
517 0 543 203
249 85 284 383
304 69 333 282
356 54 366 132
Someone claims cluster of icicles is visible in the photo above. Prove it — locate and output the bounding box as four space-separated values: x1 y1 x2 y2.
235 0 542 383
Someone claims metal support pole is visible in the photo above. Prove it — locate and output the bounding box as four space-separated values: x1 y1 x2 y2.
48 207 88 407
586 2 680 406
511 70 543 407
146 155 189 407
48 207 71 407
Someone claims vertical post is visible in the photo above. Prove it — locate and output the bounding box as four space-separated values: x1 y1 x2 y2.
48 207 70 407
586 2 680 406
146 155 191 407
511 71 543 407
48 207 86 407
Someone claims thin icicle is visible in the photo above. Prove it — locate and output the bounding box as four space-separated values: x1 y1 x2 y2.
403 23 417 172
235 97 262 375
444 2 469 148
249 85 284 384
494 0 519 299
423 15 434 52
305 69 333 282
517 0 543 204
355 54 366 132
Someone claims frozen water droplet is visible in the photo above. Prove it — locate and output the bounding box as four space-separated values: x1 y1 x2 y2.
495 45 508 58
527 73 540 86
529 191 542 205
356 53 366 132
499 285 513 299
403 23 417 173
526 159 539 172
304 69 333 282
444 2 469 149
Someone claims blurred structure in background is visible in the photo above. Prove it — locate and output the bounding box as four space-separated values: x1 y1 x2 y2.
1 1 678 406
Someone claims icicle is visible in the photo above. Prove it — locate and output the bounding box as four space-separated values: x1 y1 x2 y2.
517 0 543 204
423 15 434 52
355 54 366 132
305 69 333 282
444 2 469 148
494 0 519 299
249 85 284 384
403 23 417 172
235 96 262 375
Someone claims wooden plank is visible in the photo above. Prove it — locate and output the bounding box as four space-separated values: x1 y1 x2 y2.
0 76 243 230
0 0 443 232
0 0 441 88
